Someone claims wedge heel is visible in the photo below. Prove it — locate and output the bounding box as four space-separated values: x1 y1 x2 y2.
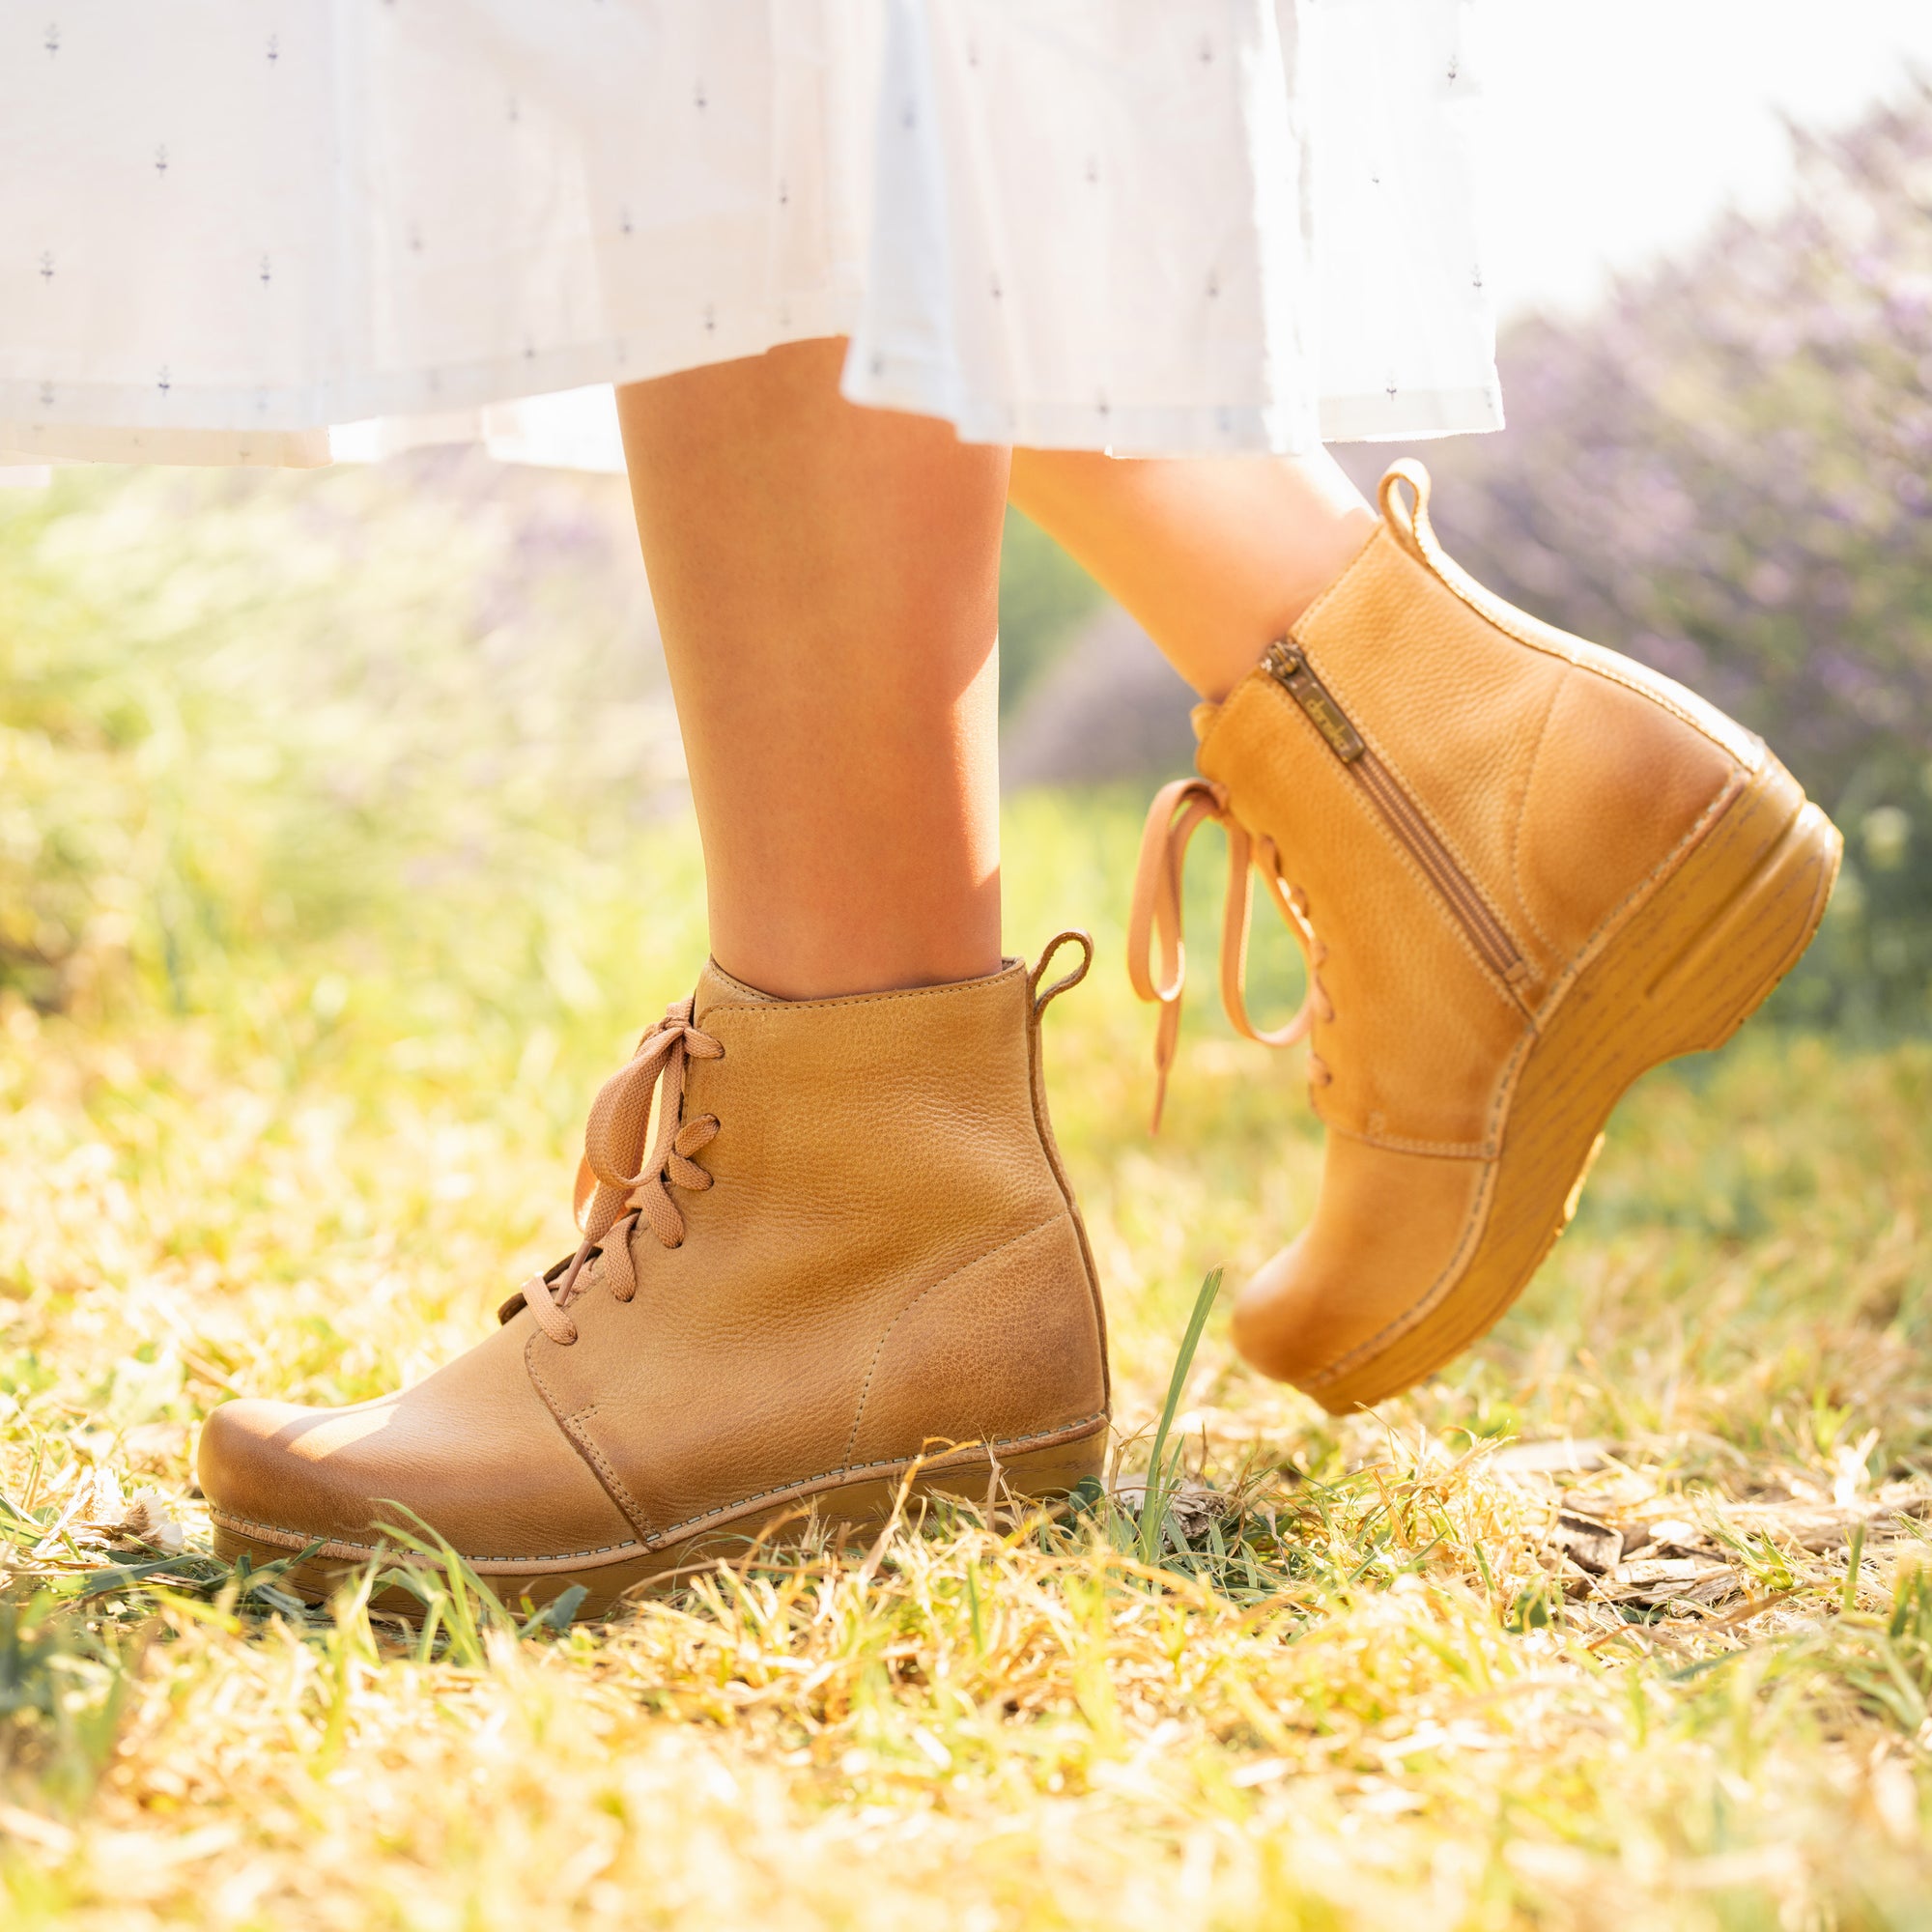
1305 755 1842 1411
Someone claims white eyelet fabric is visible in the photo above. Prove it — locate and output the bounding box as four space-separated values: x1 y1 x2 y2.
0 0 1501 471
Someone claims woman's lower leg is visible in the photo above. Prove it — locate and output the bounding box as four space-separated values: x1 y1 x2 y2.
618 340 1009 1000
1007 446 1377 700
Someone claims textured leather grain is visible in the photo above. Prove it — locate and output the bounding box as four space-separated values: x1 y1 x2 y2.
199 1312 638 1561
199 949 1109 1589
1151 462 1836 1407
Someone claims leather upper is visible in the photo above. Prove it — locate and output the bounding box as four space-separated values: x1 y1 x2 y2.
199 954 1108 1559
199 1312 637 1560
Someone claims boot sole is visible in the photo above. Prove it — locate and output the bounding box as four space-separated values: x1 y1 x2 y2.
1302 755 1841 1413
209 1420 1108 1622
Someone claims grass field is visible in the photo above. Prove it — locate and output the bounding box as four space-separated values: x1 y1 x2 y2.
2 784 1930 1929
3 468 1932 1928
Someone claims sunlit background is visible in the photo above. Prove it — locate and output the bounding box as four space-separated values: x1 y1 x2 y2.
1478 0 1932 319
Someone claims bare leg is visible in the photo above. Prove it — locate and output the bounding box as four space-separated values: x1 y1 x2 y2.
1008 447 1377 700
618 340 1009 1000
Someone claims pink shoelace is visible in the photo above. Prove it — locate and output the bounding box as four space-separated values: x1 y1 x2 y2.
1126 776 1333 1130
512 997 724 1347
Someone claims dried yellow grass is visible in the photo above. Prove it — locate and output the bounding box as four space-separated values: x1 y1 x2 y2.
4 791 1929 1928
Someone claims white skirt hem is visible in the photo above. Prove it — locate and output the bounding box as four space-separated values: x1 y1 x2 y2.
0 0 1502 470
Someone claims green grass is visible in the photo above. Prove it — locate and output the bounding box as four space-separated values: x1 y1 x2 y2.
2 467 1931 1928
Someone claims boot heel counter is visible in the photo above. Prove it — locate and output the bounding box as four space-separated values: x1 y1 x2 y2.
843 1213 1108 1472
1378 459 1763 769
1515 665 1746 965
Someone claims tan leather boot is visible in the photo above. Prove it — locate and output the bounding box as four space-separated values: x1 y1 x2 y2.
198 938 1109 1615
1131 462 1840 1413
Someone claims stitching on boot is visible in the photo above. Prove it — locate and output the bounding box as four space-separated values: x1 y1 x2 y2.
1464 766 1746 1170
651 1411 1110 1543
711 967 1026 1022
1302 1161 1500 1389
839 1212 1067 1469
209 1413 1110 1566
1253 675 1527 1010
1470 607 1737 752
1507 674 1566 959
561 1401 657 1542
1025 998 1112 1408
1299 643 1529 978
1385 510 1754 758
1323 1120 1496 1161
209 1508 644 1566
525 1335 658 1541
1285 525 1388 640
1502 764 1748 1052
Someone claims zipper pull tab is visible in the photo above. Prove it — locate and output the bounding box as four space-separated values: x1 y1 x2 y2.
1264 641 1367 763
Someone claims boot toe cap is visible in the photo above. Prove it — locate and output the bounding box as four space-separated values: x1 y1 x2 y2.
1232 1137 1491 1402
197 1329 639 1563
199 1394 433 1548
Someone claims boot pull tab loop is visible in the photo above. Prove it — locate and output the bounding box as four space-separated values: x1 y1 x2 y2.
1030 928 1094 1019
1378 458 1435 564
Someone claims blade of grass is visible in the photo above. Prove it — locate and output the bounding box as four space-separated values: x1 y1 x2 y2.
518 1585 589 1638
1137 1267 1222 1566
365 1507 520 1662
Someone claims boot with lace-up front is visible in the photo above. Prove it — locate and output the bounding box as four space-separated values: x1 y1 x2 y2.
1131 461 1841 1413
198 939 1110 1616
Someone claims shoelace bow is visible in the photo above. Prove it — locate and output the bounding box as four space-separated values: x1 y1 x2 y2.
1126 776 1334 1130
516 997 724 1346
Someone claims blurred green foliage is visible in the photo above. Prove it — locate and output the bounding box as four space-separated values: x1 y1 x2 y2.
0 459 685 1028
996 505 1103 717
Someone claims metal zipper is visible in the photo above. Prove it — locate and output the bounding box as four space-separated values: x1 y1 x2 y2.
1264 640 1524 982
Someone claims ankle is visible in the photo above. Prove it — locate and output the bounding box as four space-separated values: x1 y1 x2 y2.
1191 504 1378 702
710 923 1004 1002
